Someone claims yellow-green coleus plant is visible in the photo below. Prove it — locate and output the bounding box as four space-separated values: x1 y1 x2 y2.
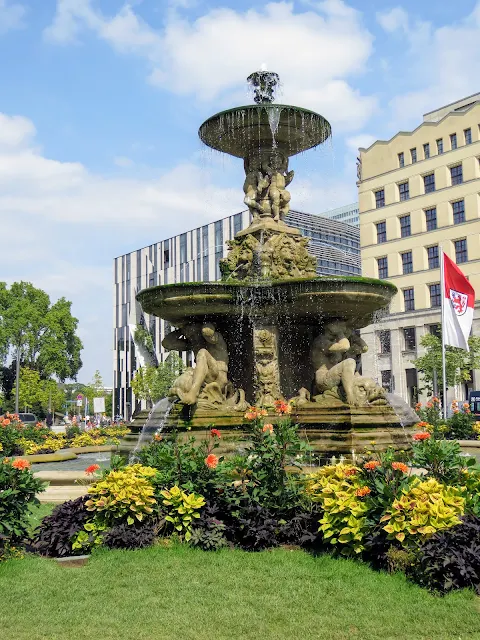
85 464 157 525
305 464 371 555
380 477 465 544
161 485 205 542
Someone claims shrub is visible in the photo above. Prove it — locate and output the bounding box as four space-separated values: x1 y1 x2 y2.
160 485 205 542
18 436 65 455
234 503 280 551
462 470 480 517
411 436 474 484
85 464 157 525
447 401 475 440
380 478 465 544
32 496 91 557
0 458 45 545
305 464 370 555
278 505 323 549
70 434 107 448
414 397 443 429
0 415 26 456
71 520 106 553
104 520 157 550
189 505 229 551
413 516 480 594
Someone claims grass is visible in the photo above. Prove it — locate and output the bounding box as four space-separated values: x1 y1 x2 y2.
1 544 479 640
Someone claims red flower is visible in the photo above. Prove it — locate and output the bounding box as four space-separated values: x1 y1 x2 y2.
392 462 408 473
205 454 219 469
274 400 291 415
210 428 221 438
262 423 274 434
363 460 381 471
85 464 100 475
355 486 371 497
413 432 431 441
12 459 30 471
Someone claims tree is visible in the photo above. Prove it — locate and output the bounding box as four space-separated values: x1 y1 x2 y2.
18 367 65 417
131 354 184 405
413 332 480 395
0 282 83 383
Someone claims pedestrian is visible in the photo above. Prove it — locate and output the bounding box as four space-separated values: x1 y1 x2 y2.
46 412 53 428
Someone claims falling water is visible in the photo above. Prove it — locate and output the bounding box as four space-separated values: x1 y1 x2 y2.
130 397 176 461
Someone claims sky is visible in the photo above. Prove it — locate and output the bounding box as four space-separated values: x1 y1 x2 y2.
1 0 480 385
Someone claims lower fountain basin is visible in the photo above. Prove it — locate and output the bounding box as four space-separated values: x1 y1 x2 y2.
137 277 396 328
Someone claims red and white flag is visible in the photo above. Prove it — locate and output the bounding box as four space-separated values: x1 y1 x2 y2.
443 253 475 351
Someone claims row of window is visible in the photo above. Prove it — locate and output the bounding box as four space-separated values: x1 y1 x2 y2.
376 199 466 244
397 128 473 168
379 324 440 356
377 239 468 280
375 162 465 209
402 282 443 311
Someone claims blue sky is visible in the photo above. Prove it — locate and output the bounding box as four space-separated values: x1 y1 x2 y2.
1 0 479 384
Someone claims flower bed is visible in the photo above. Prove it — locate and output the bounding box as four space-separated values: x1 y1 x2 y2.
4 403 480 594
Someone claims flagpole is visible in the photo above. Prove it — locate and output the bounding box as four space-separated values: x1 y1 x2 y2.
440 245 447 420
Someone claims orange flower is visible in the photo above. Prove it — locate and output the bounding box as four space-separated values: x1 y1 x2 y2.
415 402 422 410
413 432 431 441
205 454 219 469
262 423 274 434
3 418 10 426
344 467 357 476
463 402 470 409
210 428 221 438
392 461 408 473
12 459 30 471
154 434 163 442
363 460 381 471
416 421 429 429
85 464 100 475
355 486 371 497
274 400 291 415
426 402 433 409
432 397 440 403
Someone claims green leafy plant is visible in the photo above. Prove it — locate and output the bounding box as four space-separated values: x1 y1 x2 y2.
446 400 476 440
305 464 370 555
380 478 465 544
31 496 90 557
0 457 45 546
411 435 474 484
160 485 205 541
85 464 157 525
71 520 106 553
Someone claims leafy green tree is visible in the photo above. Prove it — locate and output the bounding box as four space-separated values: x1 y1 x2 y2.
131 354 184 406
413 332 480 395
18 367 65 417
0 282 83 383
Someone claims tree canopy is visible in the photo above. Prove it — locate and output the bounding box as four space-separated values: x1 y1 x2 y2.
131 354 184 405
413 332 480 395
18 367 65 416
0 282 83 387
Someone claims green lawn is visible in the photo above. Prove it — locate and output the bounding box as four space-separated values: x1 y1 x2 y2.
1 543 479 640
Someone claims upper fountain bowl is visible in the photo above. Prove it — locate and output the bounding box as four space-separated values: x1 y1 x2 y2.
198 104 332 159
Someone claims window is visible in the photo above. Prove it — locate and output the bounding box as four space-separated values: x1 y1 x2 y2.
381 370 392 392
465 128 472 145
404 328 416 351
450 164 463 185
377 256 388 279
452 199 465 224
400 214 411 238
429 324 441 337
429 283 441 307
375 189 385 208
403 288 415 311
376 221 387 243
179 233 187 263
401 251 413 274
427 245 439 269
454 238 468 263
410 148 417 163
424 172 435 193
423 143 430 159
450 133 457 150
379 330 391 354
425 207 437 231
398 152 405 168
437 138 444 154
398 181 409 201
163 248 170 267
233 213 243 236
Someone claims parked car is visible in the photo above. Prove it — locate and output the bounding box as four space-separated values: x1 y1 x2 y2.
18 413 38 424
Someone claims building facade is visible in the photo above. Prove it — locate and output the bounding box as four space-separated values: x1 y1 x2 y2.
358 94 480 406
320 202 359 226
113 209 360 418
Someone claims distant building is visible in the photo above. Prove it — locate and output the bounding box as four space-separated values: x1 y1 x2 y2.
358 93 480 407
319 202 359 226
113 208 360 418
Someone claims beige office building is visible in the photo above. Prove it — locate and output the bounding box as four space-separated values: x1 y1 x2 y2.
358 93 480 407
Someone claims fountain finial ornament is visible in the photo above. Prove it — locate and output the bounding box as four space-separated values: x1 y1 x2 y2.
247 70 279 104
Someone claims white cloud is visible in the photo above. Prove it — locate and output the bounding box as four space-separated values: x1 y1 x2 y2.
376 7 408 33
113 155 134 167
0 0 25 33
378 3 480 129
44 0 377 131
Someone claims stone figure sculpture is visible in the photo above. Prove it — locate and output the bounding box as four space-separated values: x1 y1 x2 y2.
253 327 282 406
243 158 270 220
260 153 294 222
311 322 386 407
162 322 229 407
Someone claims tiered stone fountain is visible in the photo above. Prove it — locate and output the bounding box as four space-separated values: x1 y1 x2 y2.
137 71 414 456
